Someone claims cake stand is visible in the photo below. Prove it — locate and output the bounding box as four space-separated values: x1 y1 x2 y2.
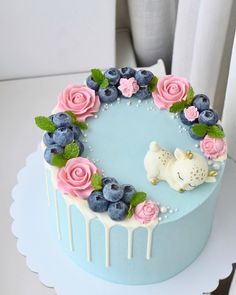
10 148 236 295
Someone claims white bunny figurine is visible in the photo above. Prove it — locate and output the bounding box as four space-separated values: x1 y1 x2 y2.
144 141 217 192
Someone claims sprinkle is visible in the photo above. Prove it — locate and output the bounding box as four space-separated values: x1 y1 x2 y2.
195 144 199 148
83 133 87 138
164 215 168 219
94 115 98 119
158 217 162 221
138 100 142 104
169 209 173 214
178 125 182 129
183 128 186 132
212 163 221 170
160 206 167 213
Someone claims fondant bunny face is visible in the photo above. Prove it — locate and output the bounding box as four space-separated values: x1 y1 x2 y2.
172 149 209 191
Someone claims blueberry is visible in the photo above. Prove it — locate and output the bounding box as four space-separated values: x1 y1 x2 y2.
43 132 55 146
51 112 72 128
135 70 153 86
119 67 136 79
74 140 84 156
179 110 198 126
189 124 205 140
122 185 136 204
198 109 218 126
102 177 118 187
192 94 210 112
104 68 120 85
68 124 82 140
88 191 109 212
135 87 151 100
98 86 118 103
44 144 64 164
103 183 124 202
53 127 74 147
86 75 99 91
108 201 128 221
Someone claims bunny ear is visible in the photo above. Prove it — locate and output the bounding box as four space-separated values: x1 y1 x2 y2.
174 148 186 160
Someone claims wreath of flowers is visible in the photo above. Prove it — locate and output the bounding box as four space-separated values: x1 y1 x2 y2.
35 67 226 224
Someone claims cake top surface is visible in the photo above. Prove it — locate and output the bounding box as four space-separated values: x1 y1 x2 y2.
35 67 227 226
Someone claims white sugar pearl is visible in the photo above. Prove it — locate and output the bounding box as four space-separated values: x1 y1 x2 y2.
94 115 98 119
169 209 173 214
138 100 142 104
212 163 221 170
160 206 167 213
195 144 199 148
158 217 162 221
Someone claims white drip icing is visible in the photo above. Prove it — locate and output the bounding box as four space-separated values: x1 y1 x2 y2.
66 204 74 251
127 229 133 259
85 218 91 262
48 166 160 266
146 228 153 259
104 225 110 267
54 189 61 240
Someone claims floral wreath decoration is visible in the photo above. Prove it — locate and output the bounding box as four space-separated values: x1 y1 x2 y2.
35 67 227 224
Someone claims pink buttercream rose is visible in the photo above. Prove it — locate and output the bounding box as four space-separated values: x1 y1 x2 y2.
200 135 227 160
184 106 199 121
57 157 98 198
56 85 100 121
134 200 159 224
152 75 189 109
118 77 139 97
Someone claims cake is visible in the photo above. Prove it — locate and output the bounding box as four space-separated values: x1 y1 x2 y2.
35 67 227 285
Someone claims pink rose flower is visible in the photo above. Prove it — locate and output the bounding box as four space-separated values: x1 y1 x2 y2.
57 157 98 198
118 77 139 98
184 106 199 121
134 200 159 224
56 85 100 121
200 135 227 160
152 75 189 109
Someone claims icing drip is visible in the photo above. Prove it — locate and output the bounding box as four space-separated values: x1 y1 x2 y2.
127 229 133 259
104 225 110 267
85 218 91 262
146 228 153 259
54 189 61 240
66 204 74 251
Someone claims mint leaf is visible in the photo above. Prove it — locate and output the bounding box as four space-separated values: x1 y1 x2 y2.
63 142 80 160
51 154 67 168
130 192 147 207
148 76 158 92
91 68 105 85
186 86 194 105
74 121 88 130
100 78 109 89
192 124 208 137
207 125 225 138
127 206 134 218
169 100 187 113
35 116 56 132
91 173 102 191
65 111 77 124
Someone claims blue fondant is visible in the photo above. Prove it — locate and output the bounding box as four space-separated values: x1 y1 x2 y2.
47 97 225 284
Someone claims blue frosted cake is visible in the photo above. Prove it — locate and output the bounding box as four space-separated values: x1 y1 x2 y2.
35 67 227 284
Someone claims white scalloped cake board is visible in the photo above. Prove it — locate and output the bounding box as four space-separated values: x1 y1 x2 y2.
10 148 236 295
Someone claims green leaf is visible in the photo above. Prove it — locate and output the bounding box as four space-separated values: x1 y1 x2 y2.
169 100 187 113
148 76 158 92
207 125 225 138
63 142 80 160
35 116 56 132
91 173 102 191
100 78 109 89
65 111 77 124
91 68 105 85
74 121 88 130
51 154 67 168
130 192 147 207
127 205 134 218
186 86 195 105
192 124 208 137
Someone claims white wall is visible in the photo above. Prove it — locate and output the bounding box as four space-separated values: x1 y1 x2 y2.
0 0 116 80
